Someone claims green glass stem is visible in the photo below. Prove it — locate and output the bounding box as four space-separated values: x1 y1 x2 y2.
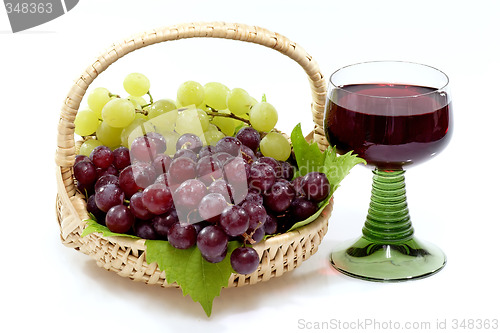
330 168 446 282
363 169 413 244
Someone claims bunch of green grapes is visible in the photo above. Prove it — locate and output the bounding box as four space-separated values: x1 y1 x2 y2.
175 80 289 161
75 74 291 162
76 73 152 153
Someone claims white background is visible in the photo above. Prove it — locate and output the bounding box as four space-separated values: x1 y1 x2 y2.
1 0 499 332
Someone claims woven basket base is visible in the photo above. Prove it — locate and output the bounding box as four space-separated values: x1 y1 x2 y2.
56 193 331 288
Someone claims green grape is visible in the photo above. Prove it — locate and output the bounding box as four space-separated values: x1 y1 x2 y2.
175 107 207 144
204 130 225 146
123 73 150 97
211 109 235 136
197 103 209 112
226 88 255 115
204 82 230 110
126 122 155 148
197 109 210 131
96 121 123 148
120 118 146 147
127 95 148 108
75 108 99 136
127 95 147 109
163 131 180 156
79 139 103 156
87 87 111 118
101 98 136 128
147 99 177 119
148 107 178 134
259 132 291 161
127 98 143 111
204 123 218 133
177 81 204 107
249 101 278 132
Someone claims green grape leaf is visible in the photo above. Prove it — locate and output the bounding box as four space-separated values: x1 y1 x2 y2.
145 240 240 317
81 219 140 239
290 123 325 176
285 123 365 232
322 145 366 193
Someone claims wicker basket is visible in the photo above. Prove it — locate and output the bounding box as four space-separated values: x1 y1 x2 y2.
55 22 330 288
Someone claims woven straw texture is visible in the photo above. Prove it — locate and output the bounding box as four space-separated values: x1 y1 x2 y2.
55 22 330 288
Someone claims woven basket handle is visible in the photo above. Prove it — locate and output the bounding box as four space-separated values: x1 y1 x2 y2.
55 22 327 168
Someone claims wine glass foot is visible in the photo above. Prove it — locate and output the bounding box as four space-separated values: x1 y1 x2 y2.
330 236 446 282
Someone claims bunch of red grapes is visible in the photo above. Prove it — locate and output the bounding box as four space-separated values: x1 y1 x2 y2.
73 127 330 275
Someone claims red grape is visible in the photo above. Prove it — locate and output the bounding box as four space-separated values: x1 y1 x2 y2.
215 136 242 156
87 194 105 225
248 162 275 192
94 174 119 191
74 160 97 186
152 208 178 239
134 220 157 240
196 155 223 185
112 146 131 170
263 180 295 213
235 127 260 152
176 133 203 153
129 191 154 220
119 164 155 198
106 204 135 233
167 222 197 249
230 247 259 275
142 183 173 215
263 214 278 235
240 145 256 164
197 225 228 262
173 179 207 211
94 184 124 212
146 132 167 154
130 136 157 162
152 154 172 175
198 145 215 159
96 165 119 178
90 145 114 169
241 201 267 230
301 172 330 202
223 156 248 187
75 155 91 165
279 161 295 181
198 193 229 223
207 178 232 202
220 205 250 237
289 197 318 221
167 157 196 185
173 148 198 162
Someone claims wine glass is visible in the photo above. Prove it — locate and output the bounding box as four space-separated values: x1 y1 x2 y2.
325 61 452 281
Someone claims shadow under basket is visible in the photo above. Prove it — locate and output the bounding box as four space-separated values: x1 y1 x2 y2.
54 22 331 289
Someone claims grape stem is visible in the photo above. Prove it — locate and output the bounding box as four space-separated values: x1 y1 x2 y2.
241 232 256 245
205 108 251 126
241 221 263 245
136 108 148 116
147 91 154 105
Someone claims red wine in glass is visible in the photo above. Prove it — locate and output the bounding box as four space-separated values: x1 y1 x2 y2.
325 61 452 281
325 83 452 169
